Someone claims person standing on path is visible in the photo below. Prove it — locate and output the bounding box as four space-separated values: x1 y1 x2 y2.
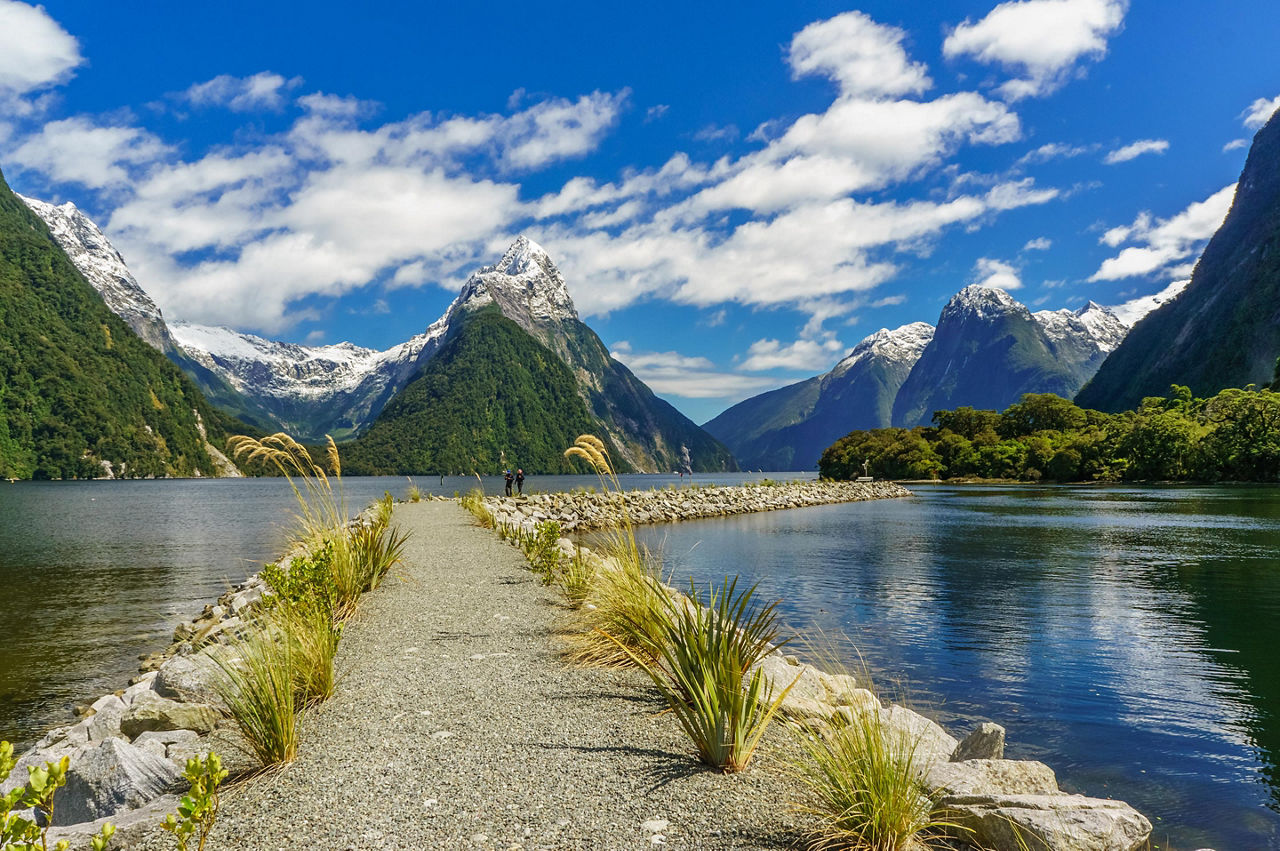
504 469 514 497
516 468 525 496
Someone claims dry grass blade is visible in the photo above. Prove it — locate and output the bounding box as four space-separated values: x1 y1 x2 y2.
211 621 298 768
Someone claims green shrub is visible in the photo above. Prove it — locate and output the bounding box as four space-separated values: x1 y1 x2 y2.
160 752 227 851
792 705 957 850
212 624 297 767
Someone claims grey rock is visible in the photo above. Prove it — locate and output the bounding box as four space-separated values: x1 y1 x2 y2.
154 647 231 704
133 729 201 762
940 793 1153 851
55 738 182 825
84 695 126 743
952 721 1006 761
926 759 1058 797
167 726 258 776
48 792 178 850
120 693 221 739
880 704 959 767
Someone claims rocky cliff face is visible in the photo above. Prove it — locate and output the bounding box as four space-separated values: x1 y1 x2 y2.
1077 105 1280 411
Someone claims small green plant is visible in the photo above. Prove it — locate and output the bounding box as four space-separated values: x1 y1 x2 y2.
261 541 338 616
523 521 563 584
160 752 227 851
609 577 793 772
405 478 422 503
1 742 115 851
212 624 297 767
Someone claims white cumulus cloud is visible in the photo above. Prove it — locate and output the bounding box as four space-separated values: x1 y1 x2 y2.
0 1 81 96
788 11 931 99
971 257 1023 290
1242 95 1280 129
1104 138 1168 164
739 337 847 372
944 0 1127 100
609 344 779 399
183 72 302 112
11 117 173 189
1091 184 1236 281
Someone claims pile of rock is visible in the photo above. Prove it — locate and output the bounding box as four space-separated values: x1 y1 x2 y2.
488 479 911 531
753 654 1153 851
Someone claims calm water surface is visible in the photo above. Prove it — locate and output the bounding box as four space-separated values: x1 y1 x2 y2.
632 484 1280 850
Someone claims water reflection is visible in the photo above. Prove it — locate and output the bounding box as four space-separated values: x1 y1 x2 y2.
631 484 1280 850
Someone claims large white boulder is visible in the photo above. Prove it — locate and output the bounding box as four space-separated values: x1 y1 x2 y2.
940 793 1153 851
54 738 181 826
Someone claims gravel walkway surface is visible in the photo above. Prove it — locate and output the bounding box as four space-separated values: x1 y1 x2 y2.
135 500 813 850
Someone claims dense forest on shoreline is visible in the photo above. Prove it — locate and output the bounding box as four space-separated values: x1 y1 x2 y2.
819 387 1280 483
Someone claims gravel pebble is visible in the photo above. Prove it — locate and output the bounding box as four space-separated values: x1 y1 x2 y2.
129 501 813 849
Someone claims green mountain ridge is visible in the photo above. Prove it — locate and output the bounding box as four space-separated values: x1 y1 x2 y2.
343 308 616 475
1077 107 1280 411
0 166 236 479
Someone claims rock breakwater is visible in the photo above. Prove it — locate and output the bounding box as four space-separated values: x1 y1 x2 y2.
488 479 910 530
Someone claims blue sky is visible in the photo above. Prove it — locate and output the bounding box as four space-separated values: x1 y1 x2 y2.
1 1 1278 423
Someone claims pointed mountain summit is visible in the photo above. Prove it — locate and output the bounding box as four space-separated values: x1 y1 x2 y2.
1077 106 1280 411
705 322 933 470
453 235 577 327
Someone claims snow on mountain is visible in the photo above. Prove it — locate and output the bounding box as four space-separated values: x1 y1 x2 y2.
1107 280 1189 327
943 284 1028 322
452 235 578 333
1034 301 1128 354
830 322 935 378
20 195 176 351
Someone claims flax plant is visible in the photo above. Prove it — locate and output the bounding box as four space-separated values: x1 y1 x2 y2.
611 577 794 772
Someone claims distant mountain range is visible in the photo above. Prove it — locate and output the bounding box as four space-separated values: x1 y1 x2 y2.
706 285 1176 471
22 198 733 473
1078 106 1280 411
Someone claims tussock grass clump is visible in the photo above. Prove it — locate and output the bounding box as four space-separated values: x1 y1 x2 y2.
460 487 494 528
791 682 957 850
348 519 409 595
270 602 340 707
614 577 793 772
212 624 297 767
551 547 596 608
405 478 422 503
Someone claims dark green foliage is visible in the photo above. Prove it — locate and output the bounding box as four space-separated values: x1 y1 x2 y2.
1077 110 1280 411
260 541 337 619
821 387 1280 483
343 309 610 475
0 167 230 479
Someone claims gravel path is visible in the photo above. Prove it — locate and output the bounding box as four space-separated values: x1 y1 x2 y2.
135 501 813 850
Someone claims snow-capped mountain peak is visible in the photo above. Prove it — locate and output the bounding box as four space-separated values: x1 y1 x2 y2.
1034 301 1128 355
457 235 578 325
1106 280 1188 327
831 322 935 378
943 285 1026 322
20 195 176 351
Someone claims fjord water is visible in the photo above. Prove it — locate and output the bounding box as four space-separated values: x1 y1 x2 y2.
633 484 1280 849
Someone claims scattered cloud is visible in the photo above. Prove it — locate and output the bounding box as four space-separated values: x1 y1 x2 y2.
692 123 739 143
1015 141 1093 165
609 343 778 399
183 72 303 112
1242 94 1280 129
11 116 174 189
788 11 931 99
738 337 846 372
644 104 670 122
970 257 1023 290
1023 236 1052 251
1091 183 1235 281
1104 138 1168 164
0 0 81 98
943 0 1128 100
